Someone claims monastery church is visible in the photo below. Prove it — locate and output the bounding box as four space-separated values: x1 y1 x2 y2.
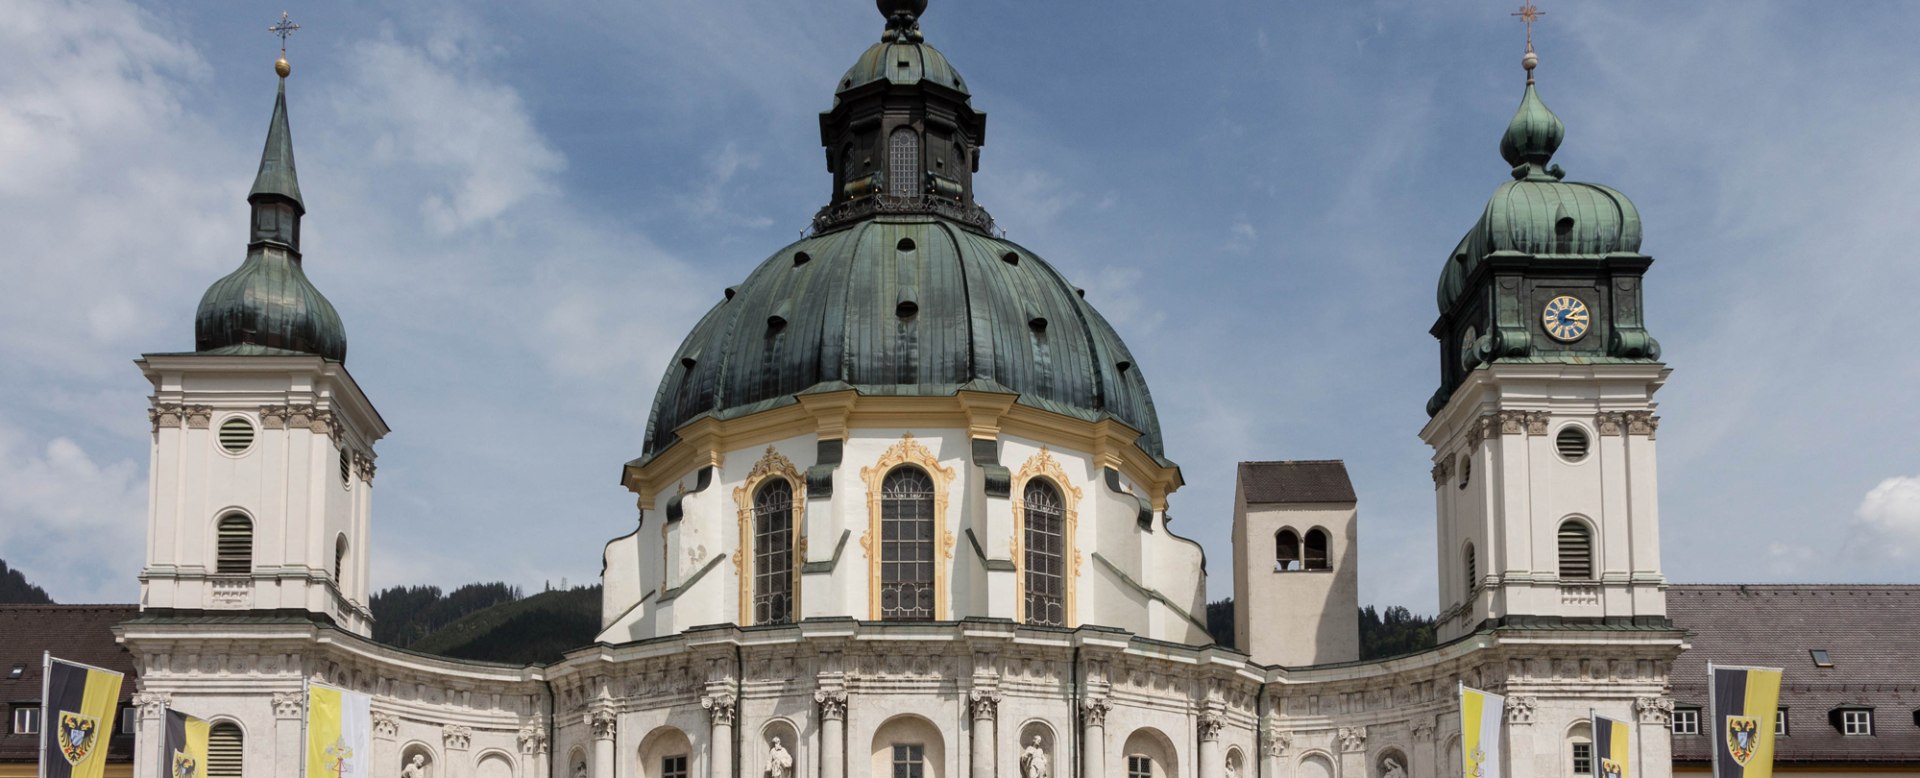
120 2 1685 778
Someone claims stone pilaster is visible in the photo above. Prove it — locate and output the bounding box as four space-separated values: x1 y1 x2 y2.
588 705 617 778
444 725 474 778
273 692 305 778
132 691 172 778
1197 712 1225 778
968 690 1000 778
1080 697 1110 778
814 689 847 778
703 693 737 778
371 712 398 778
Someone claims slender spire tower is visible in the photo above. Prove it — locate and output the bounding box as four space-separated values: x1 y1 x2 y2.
138 20 387 636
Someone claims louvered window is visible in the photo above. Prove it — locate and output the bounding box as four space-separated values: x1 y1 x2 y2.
339 447 352 487
1556 426 1590 461
208 722 243 778
1558 521 1593 580
1303 528 1330 571
216 515 253 574
334 535 349 585
218 417 255 453
888 128 921 197
880 467 935 620
1465 543 1477 595
1022 479 1065 626
1275 528 1302 571
753 479 795 625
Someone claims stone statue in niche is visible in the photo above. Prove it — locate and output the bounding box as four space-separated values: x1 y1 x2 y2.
1380 757 1406 778
766 737 793 778
1020 736 1050 778
401 755 429 778
572 762 588 778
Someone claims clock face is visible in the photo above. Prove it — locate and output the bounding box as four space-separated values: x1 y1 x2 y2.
1459 326 1479 371
1541 295 1591 342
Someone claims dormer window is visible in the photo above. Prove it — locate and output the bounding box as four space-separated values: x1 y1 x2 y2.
1810 649 1833 667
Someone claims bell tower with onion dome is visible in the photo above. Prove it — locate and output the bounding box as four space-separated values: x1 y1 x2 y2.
1423 24 1669 642
135 43 387 637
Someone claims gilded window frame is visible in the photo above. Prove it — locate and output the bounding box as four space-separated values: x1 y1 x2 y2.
860 433 956 620
732 445 806 626
1010 447 1082 627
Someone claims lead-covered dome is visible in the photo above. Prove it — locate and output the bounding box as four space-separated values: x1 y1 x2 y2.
642 216 1165 462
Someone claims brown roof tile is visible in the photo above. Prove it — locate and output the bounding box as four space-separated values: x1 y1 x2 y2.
1668 585 1920 765
0 605 140 763
1237 460 1356 504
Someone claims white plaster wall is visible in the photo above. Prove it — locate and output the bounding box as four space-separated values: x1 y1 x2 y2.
1235 503 1360 667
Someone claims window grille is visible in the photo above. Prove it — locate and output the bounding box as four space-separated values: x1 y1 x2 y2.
880 467 935 620
1558 521 1593 580
888 128 921 197
891 745 925 778
1127 755 1153 778
1303 529 1330 570
1023 479 1066 626
1464 543 1477 595
208 723 244 778
216 515 253 574
753 479 796 625
1842 710 1873 736
661 756 688 778
1571 742 1592 775
1672 709 1699 735
1275 529 1302 571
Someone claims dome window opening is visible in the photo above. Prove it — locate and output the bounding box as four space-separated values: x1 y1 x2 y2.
880 467 937 621
888 128 921 197
1000 251 1019 266
897 301 919 319
1555 215 1576 254
1556 426 1590 462
1022 479 1067 626
793 251 812 267
1028 317 1048 334
218 417 256 454
897 237 917 252
1116 360 1132 375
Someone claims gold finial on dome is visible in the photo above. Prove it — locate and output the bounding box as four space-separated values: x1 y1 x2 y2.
1511 2 1544 82
269 11 301 78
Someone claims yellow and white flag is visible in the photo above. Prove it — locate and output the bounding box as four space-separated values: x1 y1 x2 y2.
305 682 371 778
1461 684 1506 778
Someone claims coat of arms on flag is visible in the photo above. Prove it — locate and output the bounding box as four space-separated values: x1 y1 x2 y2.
1725 715 1761 765
57 711 100 765
173 750 200 778
1600 758 1623 778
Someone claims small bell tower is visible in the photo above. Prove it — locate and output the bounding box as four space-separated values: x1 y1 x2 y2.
136 26 387 636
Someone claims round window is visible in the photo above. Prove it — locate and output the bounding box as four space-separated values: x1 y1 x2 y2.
218 417 255 454
1556 426 1591 462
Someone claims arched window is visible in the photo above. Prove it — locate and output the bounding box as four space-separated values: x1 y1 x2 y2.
888 128 921 197
334 535 348 585
880 467 935 620
207 722 243 778
1303 528 1330 571
1558 521 1593 580
216 515 253 574
1464 542 1478 596
753 479 796 625
1275 528 1302 571
1022 479 1065 626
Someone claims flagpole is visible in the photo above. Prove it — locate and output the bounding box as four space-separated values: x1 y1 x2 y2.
39 651 50 778
301 677 311 778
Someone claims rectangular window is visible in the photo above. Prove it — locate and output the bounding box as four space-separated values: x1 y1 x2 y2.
1571 742 1592 775
1775 709 1788 737
892 744 924 778
121 706 138 735
13 706 40 735
1843 710 1873 736
1128 755 1153 778
1810 649 1833 667
661 755 688 778
1671 709 1699 735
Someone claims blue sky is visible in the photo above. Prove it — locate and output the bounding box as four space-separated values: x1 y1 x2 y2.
4 1 1919 611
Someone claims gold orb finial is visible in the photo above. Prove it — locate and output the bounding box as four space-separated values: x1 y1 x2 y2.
268 11 300 78
275 57 291 78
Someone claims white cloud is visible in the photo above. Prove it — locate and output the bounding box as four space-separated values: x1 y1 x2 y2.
0 421 146 603
1857 473 1920 558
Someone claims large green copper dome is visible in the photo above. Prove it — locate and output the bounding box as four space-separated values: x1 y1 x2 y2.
642 217 1164 461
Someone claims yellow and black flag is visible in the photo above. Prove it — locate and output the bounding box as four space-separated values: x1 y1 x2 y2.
1591 712 1631 778
37 654 125 778
161 710 212 778
1710 664 1783 778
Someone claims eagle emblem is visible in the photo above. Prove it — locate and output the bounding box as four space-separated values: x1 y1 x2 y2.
173 750 200 778
1725 715 1761 765
1600 757 1624 778
56 711 99 765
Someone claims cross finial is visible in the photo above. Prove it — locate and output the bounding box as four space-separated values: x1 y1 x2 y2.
1511 2 1544 82
269 11 300 77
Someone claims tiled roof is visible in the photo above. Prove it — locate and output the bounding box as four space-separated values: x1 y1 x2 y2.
1669 585 1920 765
0 605 139 763
1237 460 1356 504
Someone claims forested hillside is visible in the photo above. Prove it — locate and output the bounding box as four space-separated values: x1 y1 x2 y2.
369 582 600 664
0 559 54 604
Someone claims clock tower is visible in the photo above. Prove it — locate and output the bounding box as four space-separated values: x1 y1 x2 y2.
1423 44 1669 642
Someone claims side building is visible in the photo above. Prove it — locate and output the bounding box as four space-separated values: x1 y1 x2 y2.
0 606 139 778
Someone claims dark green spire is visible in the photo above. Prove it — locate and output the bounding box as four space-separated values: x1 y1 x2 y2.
1499 49 1565 179
194 66 346 362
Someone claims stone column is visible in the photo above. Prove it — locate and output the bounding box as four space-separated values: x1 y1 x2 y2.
132 691 171 778
1409 721 1437 778
815 690 847 778
273 692 307 778
371 712 398 778
1502 697 1536 777
1634 697 1675 778
1080 698 1109 778
445 726 475 778
1258 727 1290 778
588 707 617 778
1335 728 1367 778
1197 714 1224 778
969 691 1000 778
518 716 550 778
703 694 737 778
